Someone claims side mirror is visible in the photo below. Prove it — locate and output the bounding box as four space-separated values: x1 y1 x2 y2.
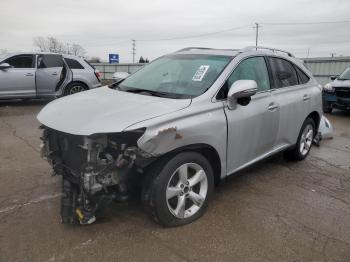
330 76 337 81
227 80 257 110
0 63 11 70
112 72 130 82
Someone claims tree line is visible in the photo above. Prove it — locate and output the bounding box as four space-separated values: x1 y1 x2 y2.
33 36 86 57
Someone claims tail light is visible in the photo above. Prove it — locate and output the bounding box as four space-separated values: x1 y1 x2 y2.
94 70 101 81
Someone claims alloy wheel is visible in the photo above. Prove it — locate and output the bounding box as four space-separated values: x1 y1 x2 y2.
299 124 314 156
69 85 85 94
166 163 208 219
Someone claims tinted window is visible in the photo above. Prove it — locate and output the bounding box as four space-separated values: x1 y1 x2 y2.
38 54 63 68
4 55 34 68
268 57 298 88
295 66 310 84
228 57 270 92
65 58 84 69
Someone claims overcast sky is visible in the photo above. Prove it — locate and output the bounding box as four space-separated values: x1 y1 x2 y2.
1 0 350 62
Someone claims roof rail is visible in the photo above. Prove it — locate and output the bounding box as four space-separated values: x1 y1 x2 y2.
176 47 240 52
176 47 215 52
240 46 294 57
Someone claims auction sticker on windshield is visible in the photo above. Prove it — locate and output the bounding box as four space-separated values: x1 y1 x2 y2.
192 65 210 81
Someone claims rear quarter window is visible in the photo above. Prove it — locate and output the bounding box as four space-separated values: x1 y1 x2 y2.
65 58 85 69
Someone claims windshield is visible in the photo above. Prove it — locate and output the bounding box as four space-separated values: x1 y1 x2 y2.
338 68 350 80
118 54 232 98
0 54 7 62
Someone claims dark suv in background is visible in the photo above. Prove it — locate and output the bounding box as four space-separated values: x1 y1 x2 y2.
323 67 350 113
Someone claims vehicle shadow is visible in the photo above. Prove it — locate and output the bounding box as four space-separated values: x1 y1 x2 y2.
324 109 350 117
94 153 285 227
0 99 50 108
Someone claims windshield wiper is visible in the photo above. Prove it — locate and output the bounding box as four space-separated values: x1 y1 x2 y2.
122 88 189 99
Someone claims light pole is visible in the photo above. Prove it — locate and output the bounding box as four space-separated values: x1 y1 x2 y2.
132 40 136 63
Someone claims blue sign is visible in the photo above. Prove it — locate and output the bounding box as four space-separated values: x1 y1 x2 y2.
109 54 119 64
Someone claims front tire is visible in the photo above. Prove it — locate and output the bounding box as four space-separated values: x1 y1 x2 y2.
143 152 214 227
284 118 315 161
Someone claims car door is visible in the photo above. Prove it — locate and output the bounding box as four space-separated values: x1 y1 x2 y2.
0 54 36 98
224 56 279 174
267 57 312 148
36 54 64 96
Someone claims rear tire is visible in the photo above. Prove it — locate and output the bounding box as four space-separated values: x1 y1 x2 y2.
142 152 214 227
284 118 315 161
64 82 87 96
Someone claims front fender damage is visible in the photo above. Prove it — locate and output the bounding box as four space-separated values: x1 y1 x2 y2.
137 126 183 156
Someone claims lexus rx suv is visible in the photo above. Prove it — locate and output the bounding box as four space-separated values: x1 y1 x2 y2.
0 52 101 99
38 46 322 226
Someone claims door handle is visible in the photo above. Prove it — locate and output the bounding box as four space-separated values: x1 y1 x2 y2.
25 73 34 76
303 94 311 101
52 72 58 76
268 103 279 111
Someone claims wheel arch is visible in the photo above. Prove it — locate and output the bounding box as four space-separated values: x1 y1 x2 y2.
67 80 89 89
157 143 222 186
307 111 321 131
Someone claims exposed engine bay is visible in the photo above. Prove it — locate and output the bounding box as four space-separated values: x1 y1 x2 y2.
40 126 152 224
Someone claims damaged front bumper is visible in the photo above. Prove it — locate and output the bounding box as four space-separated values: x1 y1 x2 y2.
40 126 153 224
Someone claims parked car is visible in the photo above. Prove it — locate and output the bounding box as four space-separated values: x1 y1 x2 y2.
323 67 350 113
0 52 101 99
38 46 322 226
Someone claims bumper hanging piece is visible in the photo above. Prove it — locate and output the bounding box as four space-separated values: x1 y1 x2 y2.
76 208 96 225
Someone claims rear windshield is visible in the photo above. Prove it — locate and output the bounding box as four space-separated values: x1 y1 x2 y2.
118 54 232 98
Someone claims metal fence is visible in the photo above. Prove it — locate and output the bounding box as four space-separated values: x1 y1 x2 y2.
303 57 350 85
91 63 144 80
93 57 350 86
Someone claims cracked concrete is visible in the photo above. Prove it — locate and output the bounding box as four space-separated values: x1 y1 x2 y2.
0 100 349 262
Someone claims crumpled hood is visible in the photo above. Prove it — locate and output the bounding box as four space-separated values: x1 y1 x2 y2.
331 79 350 88
37 86 191 135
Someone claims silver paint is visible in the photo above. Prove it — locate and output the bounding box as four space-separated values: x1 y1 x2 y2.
37 47 322 180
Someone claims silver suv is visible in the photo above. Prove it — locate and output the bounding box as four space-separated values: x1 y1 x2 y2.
0 52 101 99
38 46 322 226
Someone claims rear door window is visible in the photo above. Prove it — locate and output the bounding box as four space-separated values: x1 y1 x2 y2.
38 54 63 68
64 58 84 69
295 66 310 84
268 57 298 88
4 55 34 68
